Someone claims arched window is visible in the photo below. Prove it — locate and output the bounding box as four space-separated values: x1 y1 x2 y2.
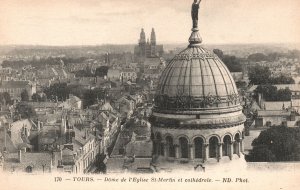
209 136 218 158
222 135 231 156
194 137 203 159
26 165 33 173
153 142 157 155
151 133 155 140
166 136 175 158
156 133 164 156
234 133 240 154
179 137 188 158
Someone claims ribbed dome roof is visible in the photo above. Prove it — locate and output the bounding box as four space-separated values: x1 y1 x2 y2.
157 46 237 97
154 43 240 113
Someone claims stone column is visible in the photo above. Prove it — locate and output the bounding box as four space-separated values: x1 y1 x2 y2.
239 138 244 155
189 144 194 160
161 142 165 156
164 143 169 158
174 144 180 159
157 141 161 156
236 139 241 157
152 139 157 156
218 143 223 162
229 141 234 160
203 143 209 162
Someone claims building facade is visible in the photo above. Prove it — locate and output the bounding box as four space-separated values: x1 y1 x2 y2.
0 81 36 102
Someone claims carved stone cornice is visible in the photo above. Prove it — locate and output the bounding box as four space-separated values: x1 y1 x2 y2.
149 114 246 130
174 52 217 61
154 93 240 110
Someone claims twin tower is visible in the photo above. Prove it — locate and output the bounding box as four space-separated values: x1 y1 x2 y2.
139 28 156 46
134 28 163 62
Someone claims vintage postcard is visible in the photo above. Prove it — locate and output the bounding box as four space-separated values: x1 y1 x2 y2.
0 0 300 189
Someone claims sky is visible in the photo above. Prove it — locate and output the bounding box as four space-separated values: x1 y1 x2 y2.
0 0 299 46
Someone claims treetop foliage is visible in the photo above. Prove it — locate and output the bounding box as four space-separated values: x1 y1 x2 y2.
247 126 300 162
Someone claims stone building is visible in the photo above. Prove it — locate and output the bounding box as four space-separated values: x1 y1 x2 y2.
134 28 163 63
0 80 36 102
149 13 246 168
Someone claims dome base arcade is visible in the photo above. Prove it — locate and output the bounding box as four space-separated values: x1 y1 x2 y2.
151 122 245 163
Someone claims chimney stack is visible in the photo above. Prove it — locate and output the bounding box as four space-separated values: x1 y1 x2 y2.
60 149 63 161
37 120 41 131
85 128 89 139
18 150 22 163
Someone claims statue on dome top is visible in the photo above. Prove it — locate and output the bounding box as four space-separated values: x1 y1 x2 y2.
191 0 202 28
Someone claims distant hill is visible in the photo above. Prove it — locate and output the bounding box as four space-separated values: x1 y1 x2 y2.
0 43 299 58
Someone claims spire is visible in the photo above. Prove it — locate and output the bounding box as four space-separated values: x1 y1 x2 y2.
139 28 146 45
150 28 156 46
189 0 202 46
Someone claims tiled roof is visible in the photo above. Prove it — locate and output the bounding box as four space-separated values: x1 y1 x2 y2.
73 127 94 145
27 102 60 108
0 81 29 88
264 101 291 110
257 110 291 117
248 84 300 92
0 127 18 153
125 140 152 158
107 69 120 76
4 152 53 173
143 57 162 66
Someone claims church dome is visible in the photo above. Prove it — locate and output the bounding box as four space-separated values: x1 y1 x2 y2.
154 30 241 114
150 2 246 168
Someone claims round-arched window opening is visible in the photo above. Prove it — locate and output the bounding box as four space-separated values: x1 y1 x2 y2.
194 137 204 159
209 136 219 158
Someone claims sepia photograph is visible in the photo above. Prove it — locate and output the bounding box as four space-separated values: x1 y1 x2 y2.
0 0 300 189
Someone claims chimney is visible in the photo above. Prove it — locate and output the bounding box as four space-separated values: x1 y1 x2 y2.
37 120 41 131
60 149 63 161
61 116 66 136
18 150 22 163
85 128 89 139
51 152 55 167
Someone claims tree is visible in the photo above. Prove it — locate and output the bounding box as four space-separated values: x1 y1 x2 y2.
73 69 94 77
32 93 40 102
246 145 276 162
32 93 46 102
236 81 247 89
44 83 70 101
269 75 295 84
246 126 300 162
213 49 242 72
255 85 291 101
213 49 224 59
255 85 277 101
276 88 292 101
21 89 29 101
95 66 109 77
247 53 268 62
222 55 243 72
248 65 271 85
15 103 36 119
0 92 12 105
82 88 105 108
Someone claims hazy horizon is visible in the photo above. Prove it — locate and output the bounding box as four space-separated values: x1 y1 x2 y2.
1 0 299 46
